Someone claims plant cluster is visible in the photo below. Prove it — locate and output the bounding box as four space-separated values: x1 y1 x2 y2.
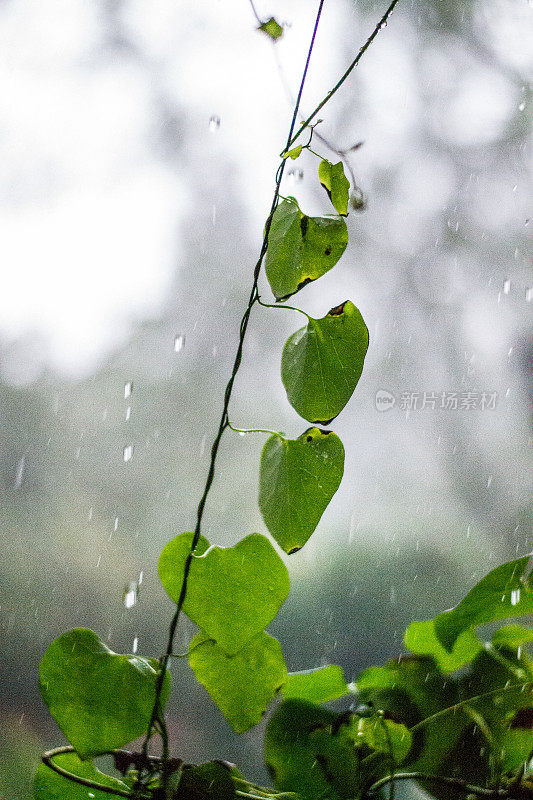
34 3 532 800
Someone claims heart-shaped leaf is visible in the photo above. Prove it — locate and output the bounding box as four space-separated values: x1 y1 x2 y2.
159 532 290 654
281 301 369 424
281 665 351 703
34 751 129 800
404 619 482 673
318 160 350 216
258 428 344 554
434 554 533 652
189 632 287 732
38 629 170 759
265 198 348 301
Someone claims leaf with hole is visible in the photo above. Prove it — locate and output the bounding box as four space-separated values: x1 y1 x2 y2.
38 629 170 759
433 554 533 652
158 532 290 655
281 665 350 703
258 428 344 554
265 198 348 301
318 160 350 216
188 632 287 733
281 301 369 424
34 752 129 800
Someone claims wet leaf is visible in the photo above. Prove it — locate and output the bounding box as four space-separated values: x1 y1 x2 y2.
258 428 344 554
189 632 287 733
404 619 482 672
258 17 283 40
38 629 170 759
265 199 348 301
34 752 129 800
356 657 465 773
492 624 533 650
281 301 369 424
434 555 533 652
265 699 358 800
159 532 290 655
318 160 350 216
281 665 350 703
174 762 236 800
460 645 533 772
348 716 412 764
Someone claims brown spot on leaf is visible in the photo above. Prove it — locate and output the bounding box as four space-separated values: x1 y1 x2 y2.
324 247 332 256
328 301 347 316
288 547 301 555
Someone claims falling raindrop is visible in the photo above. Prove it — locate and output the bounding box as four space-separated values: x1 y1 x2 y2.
114 517 119 531
511 589 520 606
88 507 93 520
132 636 139 654
174 334 185 352
125 406 131 421
123 581 139 609
503 279 511 294
526 288 532 302
209 115 220 132
518 102 526 112
15 457 25 488
487 474 493 488
124 381 133 399
123 445 134 462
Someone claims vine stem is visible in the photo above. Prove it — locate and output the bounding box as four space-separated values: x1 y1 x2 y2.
285 0 401 152
141 0 327 767
366 772 510 798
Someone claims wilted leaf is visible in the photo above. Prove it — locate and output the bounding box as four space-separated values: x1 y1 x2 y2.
318 160 350 216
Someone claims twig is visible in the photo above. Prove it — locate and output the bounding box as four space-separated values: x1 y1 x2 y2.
285 0 401 151
366 772 510 798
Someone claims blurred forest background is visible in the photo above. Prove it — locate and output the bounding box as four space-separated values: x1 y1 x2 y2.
0 0 531 797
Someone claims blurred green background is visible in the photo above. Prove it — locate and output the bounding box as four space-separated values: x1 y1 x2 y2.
0 0 531 797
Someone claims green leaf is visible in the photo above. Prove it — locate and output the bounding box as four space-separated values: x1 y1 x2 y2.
34 752 129 800
318 160 350 216
434 555 533 652
281 665 351 703
174 763 236 800
281 301 369 424
356 657 465 773
348 716 412 764
39 629 170 759
188 632 287 733
460 645 533 772
265 699 357 800
258 428 345 554
404 619 482 672
159 532 290 655
265 199 348 301
258 17 283 40
284 145 303 160
492 624 533 650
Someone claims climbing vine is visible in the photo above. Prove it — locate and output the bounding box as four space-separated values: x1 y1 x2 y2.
34 2 532 800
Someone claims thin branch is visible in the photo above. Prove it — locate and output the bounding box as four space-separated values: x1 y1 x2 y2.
285 0 401 151
366 772 510 798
